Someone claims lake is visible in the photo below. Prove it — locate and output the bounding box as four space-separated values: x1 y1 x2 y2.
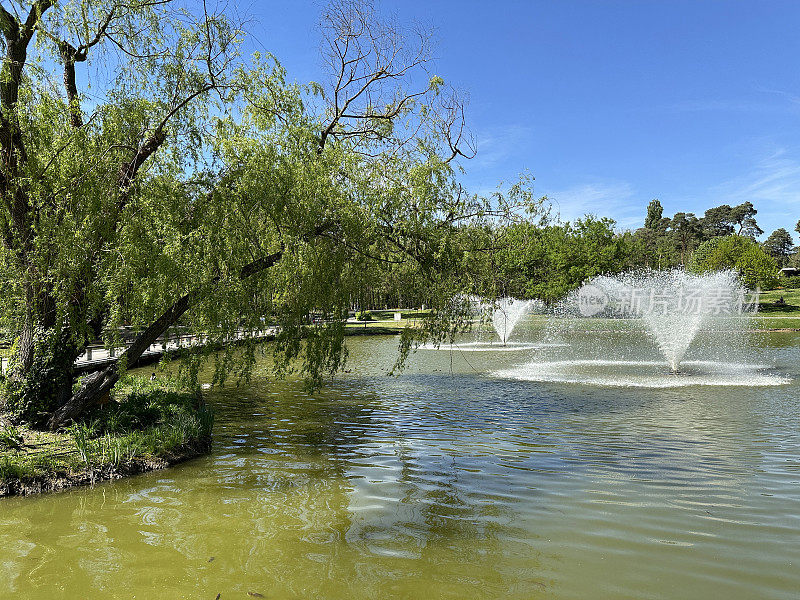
1 331 798 599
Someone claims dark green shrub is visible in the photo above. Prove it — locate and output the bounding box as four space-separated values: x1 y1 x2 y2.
82 376 205 437
779 276 800 289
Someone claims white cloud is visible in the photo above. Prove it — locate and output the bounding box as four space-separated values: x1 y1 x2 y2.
544 181 643 230
706 147 800 236
712 149 800 206
755 86 800 106
472 124 534 171
661 87 800 115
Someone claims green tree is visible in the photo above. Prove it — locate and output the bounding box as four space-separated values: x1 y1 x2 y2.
500 216 630 303
701 204 735 238
644 199 667 230
631 226 677 269
763 228 794 267
689 235 778 289
668 212 701 266
701 202 762 240
730 201 763 238
737 246 779 289
0 0 495 428
634 199 674 269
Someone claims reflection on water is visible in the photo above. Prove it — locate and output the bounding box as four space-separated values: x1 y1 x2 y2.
1 333 799 599
496 359 790 387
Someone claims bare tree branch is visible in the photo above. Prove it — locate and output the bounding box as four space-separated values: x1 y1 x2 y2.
317 0 433 153
316 0 475 166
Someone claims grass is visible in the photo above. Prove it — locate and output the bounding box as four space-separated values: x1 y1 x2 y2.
346 320 407 330
344 314 431 332
757 288 800 314
0 374 212 488
747 316 800 330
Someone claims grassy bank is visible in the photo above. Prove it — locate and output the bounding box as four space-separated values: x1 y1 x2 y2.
758 288 800 315
0 375 212 497
747 316 800 331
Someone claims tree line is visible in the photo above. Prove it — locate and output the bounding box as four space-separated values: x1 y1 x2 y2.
365 197 794 308
491 197 794 300
636 199 799 273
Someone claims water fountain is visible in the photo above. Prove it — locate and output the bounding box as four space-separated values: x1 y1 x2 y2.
495 270 790 387
579 270 750 372
419 295 553 352
491 297 537 345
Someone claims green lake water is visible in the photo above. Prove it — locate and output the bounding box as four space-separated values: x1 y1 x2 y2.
1 331 799 599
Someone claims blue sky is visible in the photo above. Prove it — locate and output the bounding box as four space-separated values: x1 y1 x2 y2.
247 1 800 238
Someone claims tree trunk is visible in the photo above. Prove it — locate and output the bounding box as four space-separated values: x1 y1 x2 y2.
49 365 119 430
46 223 336 430
47 284 205 430
47 245 291 430
6 323 79 428
14 318 35 373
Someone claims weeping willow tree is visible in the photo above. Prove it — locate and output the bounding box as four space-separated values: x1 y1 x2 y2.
0 0 534 430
